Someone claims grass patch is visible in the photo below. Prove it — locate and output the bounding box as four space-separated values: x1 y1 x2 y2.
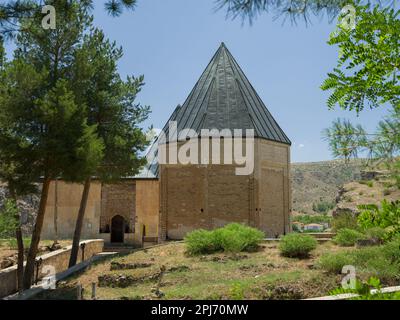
359 180 374 188
0 238 31 249
319 237 400 284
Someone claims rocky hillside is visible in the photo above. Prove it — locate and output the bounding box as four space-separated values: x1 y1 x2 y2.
291 159 364 215
333 171 400 217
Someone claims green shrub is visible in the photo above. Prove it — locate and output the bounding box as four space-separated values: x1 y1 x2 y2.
333 228 365 246
357 200 400 240
215 223 264 253
331 212 359 231
184 229 221 255
312 201 335 214
364 227 387 243
0 200 18 239
184 224 264 255
279 233 317 258
318 251 354 273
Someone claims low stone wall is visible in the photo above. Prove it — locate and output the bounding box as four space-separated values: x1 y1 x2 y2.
0 239 104 298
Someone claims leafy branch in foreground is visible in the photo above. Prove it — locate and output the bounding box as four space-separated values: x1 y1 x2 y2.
321 4 400 113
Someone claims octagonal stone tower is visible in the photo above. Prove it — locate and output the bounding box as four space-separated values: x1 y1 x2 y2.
152 43 292 240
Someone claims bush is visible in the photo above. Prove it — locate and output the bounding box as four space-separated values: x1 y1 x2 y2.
184 224 264 255
215 223 264 253
184 229 221 255
0 200 18 239
279 233 317 258
333 228 365 246
357 200 400 240
318 251 354 273
331 212 359 231
364 227 387 243
312 201 335 214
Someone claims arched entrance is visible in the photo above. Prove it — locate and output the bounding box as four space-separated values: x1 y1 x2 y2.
111 215 125 243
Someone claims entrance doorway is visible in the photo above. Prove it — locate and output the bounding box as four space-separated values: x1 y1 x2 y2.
111 215 125 243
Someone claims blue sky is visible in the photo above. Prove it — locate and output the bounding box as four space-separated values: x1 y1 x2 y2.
6 0 390 163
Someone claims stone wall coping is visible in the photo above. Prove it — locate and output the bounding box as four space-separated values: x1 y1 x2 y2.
0 239 104 273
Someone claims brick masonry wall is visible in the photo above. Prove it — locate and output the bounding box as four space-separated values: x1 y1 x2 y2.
100 182 136 233
159 138 291 240
160 164 253 240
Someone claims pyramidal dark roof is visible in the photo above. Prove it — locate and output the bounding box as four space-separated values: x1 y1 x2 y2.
164 42 291 145
136 43 291 178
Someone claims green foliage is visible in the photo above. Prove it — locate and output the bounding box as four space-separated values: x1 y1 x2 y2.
319 237 400 282
321 4 400 113
323 119 368 161
73 28 150 182
279 233 317 258
0 0 104 185
312 201 335 214
292 214 332 224
215 223 265 253
357 200 400 240
333 228 365 246
215 0 368 25
229 282 245 300
0 237 31 249
359 180 374 187
332 213 359 231
0 199 18 238
0 0 137 37
318 250 354 273
184 224 264 256
184 229 221 255
364 227 387 242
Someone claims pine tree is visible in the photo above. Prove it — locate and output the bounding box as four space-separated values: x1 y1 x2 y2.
0 0 137 37
68 28 150 267
215 0 395 24
0 0 104 289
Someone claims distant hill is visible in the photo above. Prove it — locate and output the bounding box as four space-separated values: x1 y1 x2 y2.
291 159 364 215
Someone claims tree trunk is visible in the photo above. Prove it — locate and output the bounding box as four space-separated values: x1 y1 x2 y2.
9 187 24 294
23 177 51 289
69 177 91 268
54 178 59 244
15 227 24 293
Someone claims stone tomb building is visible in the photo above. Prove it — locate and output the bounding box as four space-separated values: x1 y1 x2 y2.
42 43 292 246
